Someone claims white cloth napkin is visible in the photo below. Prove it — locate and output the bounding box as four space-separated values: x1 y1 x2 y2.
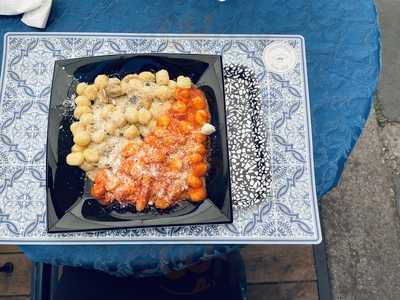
0 0 53 29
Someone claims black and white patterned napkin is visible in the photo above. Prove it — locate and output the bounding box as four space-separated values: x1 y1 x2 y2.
223 64 272 208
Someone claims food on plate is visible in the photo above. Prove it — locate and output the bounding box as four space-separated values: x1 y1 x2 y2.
66 70 216 211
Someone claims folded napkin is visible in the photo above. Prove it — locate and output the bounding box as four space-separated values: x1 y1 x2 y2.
0 0 52 29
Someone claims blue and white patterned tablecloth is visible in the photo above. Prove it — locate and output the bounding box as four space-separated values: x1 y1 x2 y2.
0 33 320 244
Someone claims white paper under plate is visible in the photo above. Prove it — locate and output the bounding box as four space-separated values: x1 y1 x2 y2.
0 33 321 244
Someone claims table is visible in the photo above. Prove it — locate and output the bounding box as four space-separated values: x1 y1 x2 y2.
0 0 380 277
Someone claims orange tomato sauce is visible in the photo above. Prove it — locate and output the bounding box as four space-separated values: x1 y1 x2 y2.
91 87 210 211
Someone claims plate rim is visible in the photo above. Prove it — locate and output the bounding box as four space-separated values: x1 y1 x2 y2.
46 52 233 233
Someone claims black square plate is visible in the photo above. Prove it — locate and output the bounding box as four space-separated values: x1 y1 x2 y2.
46 53 232 233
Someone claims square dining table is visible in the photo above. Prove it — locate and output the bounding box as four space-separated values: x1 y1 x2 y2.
0 0 380 278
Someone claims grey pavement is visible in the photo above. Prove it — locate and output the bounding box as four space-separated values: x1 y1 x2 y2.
321 112 400 299
376 0 400 121
321 1 400 298
380 121 400 211
377 0 400 218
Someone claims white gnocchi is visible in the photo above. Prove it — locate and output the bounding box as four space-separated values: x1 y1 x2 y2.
123 125 140 139
80 113 94 125
76 82 88 95
125 106 139 123
83 84 98 101
75 95 90 106
94 74 109 89
71 144 86 152
139 71 155 82
92 130 105 143
177 76 192 89
138 108 152 125
66 152 84 166
73 106 91 119
155 69 169 85
73 131 91 146
83 148 99 163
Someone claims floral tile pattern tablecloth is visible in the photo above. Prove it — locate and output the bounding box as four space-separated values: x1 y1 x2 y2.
0 33 320 244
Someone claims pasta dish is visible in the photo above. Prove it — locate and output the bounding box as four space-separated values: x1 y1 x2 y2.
65 70 215 211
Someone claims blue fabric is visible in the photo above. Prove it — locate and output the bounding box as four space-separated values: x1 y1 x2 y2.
0 0 381 276
22 244 238 277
